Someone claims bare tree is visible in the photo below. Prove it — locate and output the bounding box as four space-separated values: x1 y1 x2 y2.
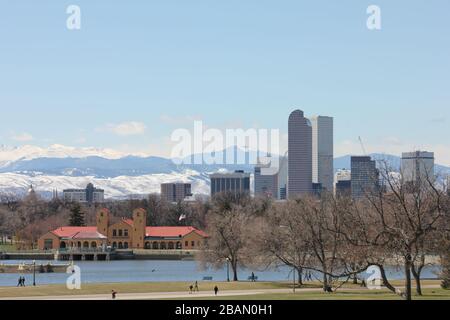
197 192 255 281
257 196 370 292
360 162 447 300
256 201 312 286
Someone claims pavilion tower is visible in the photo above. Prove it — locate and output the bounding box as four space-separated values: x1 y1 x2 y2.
132 208 146 249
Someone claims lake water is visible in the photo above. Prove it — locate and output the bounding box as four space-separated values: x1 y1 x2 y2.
0 259 441 287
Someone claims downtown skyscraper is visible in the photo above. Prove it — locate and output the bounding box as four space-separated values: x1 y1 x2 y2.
288 110 312 199
401 151 435 184
311 116 334 192
351 156 379 199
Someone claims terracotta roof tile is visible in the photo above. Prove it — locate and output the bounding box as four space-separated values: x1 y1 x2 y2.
51 227 98 238
145 226 208 238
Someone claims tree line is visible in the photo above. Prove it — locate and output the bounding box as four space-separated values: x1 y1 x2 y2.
0 192 209 249
0 164 449 300
199 165 450 300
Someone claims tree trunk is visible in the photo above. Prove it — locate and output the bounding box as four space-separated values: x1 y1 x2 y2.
411 266 423 296
297 267 303 286
232 261 238 281
350 263 358 284
441 251 450 289
378 264 398 294
322 272 329 292
404 257 412 300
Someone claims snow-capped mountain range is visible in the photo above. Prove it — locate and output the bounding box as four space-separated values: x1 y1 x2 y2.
1 145 449 199
0 144 148 165
0 145 255 199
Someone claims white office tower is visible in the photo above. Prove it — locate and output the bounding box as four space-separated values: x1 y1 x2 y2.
311 116 334 192
277 156 288 200
401 151 435 184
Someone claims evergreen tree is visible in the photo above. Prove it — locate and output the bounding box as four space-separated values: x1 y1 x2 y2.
69 204 85 226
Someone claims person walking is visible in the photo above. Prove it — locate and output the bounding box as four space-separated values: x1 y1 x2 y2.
214 286 219 296
194 281 199 292
17 277 21 287
189 285 193 294
111 290 117 300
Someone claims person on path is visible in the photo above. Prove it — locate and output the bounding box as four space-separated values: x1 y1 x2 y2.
194 281 199 292
214 286 219 296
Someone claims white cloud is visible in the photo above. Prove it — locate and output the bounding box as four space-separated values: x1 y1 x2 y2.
11 132 34 142
100 122 147 136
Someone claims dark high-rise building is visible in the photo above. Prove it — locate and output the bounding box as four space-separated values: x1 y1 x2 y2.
288 110 312 199
210 170 251 197
254 163 279 198
312 183 323 197
161 183 192 203
335 180 351 198
351 156 379 199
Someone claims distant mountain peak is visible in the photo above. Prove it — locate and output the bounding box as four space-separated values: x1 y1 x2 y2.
0 144 150 163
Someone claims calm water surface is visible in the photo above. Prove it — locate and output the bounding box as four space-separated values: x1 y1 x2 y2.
0 259 441 287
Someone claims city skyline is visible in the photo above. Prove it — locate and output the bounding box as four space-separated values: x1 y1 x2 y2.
1 1 450 165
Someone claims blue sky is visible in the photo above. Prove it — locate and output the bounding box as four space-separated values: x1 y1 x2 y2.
0 1 449 164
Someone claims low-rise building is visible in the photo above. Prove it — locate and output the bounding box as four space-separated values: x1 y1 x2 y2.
63 183 104 203
210 170 251 196
38 208 207 251
161 183 192 203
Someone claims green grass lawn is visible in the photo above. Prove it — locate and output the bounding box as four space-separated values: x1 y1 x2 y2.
175 288 450 301
0 281 293 298
0 280 446 300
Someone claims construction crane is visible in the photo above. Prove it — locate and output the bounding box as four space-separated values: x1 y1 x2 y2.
358 136 367 156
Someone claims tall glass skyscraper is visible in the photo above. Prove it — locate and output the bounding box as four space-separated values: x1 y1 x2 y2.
288 110 312 199
311 116 334 192
351 156 379 199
